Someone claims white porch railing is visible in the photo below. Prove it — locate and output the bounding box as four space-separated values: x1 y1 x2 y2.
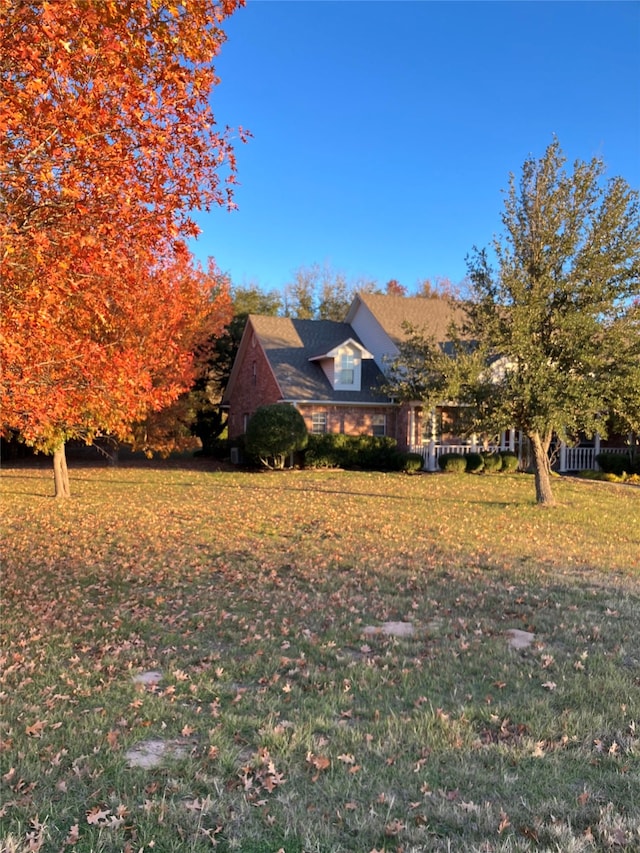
409 442 504 472
410 441 633 472
560 444 632 473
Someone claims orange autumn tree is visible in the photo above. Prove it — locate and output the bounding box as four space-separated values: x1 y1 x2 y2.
0 0 247 496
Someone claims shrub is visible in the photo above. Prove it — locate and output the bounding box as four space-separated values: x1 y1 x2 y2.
438 452 467 473
352 435 399 470
245 404 308 469
596 451 639 476
304 433 344 468
400 452 425 473
304 434 401 470
481 451 503 473
500 451 519 472
465 452 484 474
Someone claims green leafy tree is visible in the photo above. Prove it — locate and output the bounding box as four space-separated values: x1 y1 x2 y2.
192 284 283 451
386 140 640 505
245 404 308 469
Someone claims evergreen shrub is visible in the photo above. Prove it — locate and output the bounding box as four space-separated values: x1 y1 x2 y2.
304 434 400 470
465 452 484 473
500 451 519 472
481 451 503 472
438 453 468 473
400 452 425 473
245 404 308 469
596 451 639 476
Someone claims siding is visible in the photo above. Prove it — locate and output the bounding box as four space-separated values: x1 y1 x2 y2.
348 301 399 373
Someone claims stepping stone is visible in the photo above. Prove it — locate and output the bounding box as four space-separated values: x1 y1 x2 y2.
133 670 163 686
505 629 535 650
363 621 415 638
125 738 189 769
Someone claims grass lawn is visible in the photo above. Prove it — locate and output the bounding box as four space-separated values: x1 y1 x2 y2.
1 463 639 852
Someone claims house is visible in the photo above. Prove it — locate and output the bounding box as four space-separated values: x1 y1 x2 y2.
223 313 398 444
223 292 505 469
223 292 634 470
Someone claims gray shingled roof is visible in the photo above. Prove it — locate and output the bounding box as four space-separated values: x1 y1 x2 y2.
250 315 391 403
348 292 468 345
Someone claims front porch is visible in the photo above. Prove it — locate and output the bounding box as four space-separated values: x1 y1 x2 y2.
409 432 635 473
409 431 517 472
402 404 637 473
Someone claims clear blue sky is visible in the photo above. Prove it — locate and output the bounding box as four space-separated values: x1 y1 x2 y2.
189 0 640 293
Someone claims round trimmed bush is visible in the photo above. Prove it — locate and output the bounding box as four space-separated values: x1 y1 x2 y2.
438 452 468 473
400 452 425 473
481 451 503 473
245 404 308 469
500 451 519 472
465 452 484 473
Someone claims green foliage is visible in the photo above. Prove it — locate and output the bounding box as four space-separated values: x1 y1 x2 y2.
304 433 400 470
481 451 503 472
438 452 468 473
500 450 520 472
193 284 284 449
303 432 348 468
245 404 308 469
464 140 640 502
595 451 640 476
401 451 426 473
385 139 640 505
465 451 484 473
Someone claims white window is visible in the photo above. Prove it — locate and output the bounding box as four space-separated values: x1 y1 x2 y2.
372 414 386 437
311 413 327 434
339 353 355 385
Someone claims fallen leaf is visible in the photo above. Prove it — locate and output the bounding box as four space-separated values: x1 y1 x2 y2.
86 806 111 825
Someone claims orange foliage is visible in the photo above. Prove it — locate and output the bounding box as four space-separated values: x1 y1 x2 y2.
0 0 244 452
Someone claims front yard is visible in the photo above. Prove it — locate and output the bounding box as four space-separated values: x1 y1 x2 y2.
1 465 638 852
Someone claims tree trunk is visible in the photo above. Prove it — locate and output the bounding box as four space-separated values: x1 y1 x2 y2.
529 431 555 506
53 442 71 499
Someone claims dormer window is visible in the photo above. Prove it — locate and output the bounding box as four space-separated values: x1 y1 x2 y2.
339 353 355 385
308 337 374 392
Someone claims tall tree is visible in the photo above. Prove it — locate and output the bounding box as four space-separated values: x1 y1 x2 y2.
283 262 376 320
385 279 407 296
387 140 640 505
0 0 246 495
192 284 283 450
283 265 318 319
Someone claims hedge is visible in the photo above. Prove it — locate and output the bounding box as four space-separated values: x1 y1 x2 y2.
595 451 640 476
304 434 403 471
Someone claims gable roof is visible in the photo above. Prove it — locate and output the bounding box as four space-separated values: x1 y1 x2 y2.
308 337 374 362
233 315 391 404
345 292 468 345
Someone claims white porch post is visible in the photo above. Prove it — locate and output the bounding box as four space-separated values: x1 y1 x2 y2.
408 405 415 450
428 407 437 471
509 429 515 452
559 441 567 473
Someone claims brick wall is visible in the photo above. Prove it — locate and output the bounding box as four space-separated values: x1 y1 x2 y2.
297 404 399 443
226 334 282 438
